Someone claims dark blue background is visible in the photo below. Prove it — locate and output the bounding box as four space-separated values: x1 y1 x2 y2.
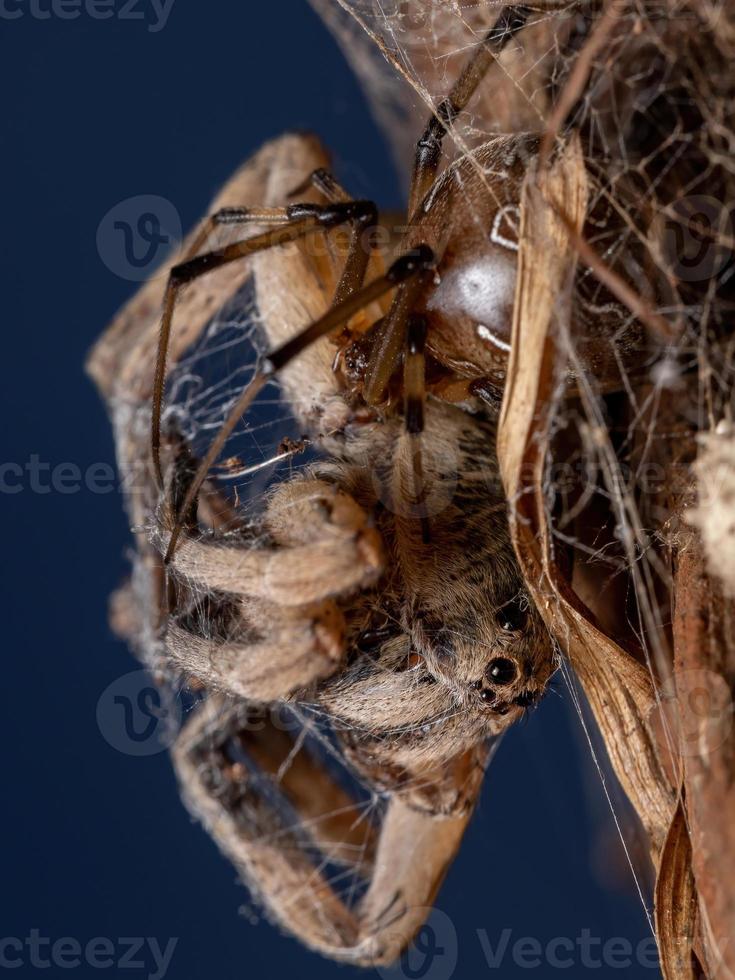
2 2 661 978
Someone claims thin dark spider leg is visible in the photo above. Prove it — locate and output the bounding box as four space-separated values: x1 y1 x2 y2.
408 4 531 217
361 263 432 405
290 167 377 307
403 315 431 544
182 205 292 261
310 169 352 204
163 245 436 563
289 167 352 205
331 200 377 309
151 199 376 487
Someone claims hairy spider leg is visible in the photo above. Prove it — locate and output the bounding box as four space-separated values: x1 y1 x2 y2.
173 696 484 966
152 199 377 487
163 245 436 563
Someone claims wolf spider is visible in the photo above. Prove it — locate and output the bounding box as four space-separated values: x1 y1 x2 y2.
89 3 629 966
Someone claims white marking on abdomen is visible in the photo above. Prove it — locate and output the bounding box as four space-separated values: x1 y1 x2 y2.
490 204 521 252
476 324 511 352
426 254 516 337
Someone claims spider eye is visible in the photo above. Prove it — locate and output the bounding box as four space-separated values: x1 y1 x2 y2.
479 689 495 704
496 596 528 632
486 657 517 686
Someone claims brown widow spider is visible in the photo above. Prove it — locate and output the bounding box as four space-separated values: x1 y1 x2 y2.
91 2 638 966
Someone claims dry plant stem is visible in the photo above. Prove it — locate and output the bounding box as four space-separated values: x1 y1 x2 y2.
498 137 674 855
673 536 735 979
174 697 475 965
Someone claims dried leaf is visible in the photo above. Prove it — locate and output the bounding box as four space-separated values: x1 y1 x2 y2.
497 134 674 852
655 799 697 980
